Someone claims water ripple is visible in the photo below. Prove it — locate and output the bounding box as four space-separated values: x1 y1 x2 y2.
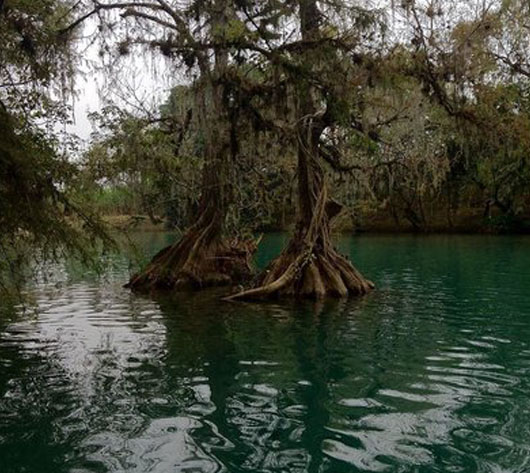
1 234 530 472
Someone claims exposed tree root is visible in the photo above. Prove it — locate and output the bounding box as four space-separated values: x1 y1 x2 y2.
226 244 373 301
126 226 257 292
225 188 374 301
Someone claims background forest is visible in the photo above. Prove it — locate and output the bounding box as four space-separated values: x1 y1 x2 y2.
76 0 530 236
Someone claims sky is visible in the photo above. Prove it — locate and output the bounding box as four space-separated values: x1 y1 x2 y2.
68 71 100 140
66 20 176 142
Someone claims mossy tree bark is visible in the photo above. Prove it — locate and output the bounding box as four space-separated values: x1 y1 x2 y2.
127 1 254 292
126 125 253 290
226 0 373 300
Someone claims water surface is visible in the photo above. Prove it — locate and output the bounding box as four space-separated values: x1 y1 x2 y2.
1 234 530 473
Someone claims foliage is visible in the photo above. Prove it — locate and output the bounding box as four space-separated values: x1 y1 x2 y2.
0 0 111 296
80 102 198 227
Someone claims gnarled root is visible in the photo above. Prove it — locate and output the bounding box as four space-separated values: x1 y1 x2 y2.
126 230 258 292
224 242 373 301
225 189 373 301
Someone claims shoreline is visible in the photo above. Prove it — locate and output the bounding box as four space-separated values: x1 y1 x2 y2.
103 214 530 236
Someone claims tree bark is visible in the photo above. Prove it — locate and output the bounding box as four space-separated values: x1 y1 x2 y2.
225 0 373 300
127 0 255 292
225 117 373 300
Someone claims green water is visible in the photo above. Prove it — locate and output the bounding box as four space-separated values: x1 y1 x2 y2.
1 234 530 473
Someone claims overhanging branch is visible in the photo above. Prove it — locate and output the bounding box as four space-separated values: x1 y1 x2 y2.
58 1 167 36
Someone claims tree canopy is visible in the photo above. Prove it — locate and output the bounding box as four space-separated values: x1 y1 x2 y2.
0 0 110 295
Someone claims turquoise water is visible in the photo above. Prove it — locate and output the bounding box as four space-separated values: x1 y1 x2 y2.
1 234 530 472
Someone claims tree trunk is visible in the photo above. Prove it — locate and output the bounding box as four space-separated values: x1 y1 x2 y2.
126 205 255 291
128 90 255 290
127 1 255 292
225 0 373 301
226 121 373 300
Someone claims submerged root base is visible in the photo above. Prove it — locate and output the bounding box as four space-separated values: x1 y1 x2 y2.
126 235 256 292
226 187 374 301
226 243 374 301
